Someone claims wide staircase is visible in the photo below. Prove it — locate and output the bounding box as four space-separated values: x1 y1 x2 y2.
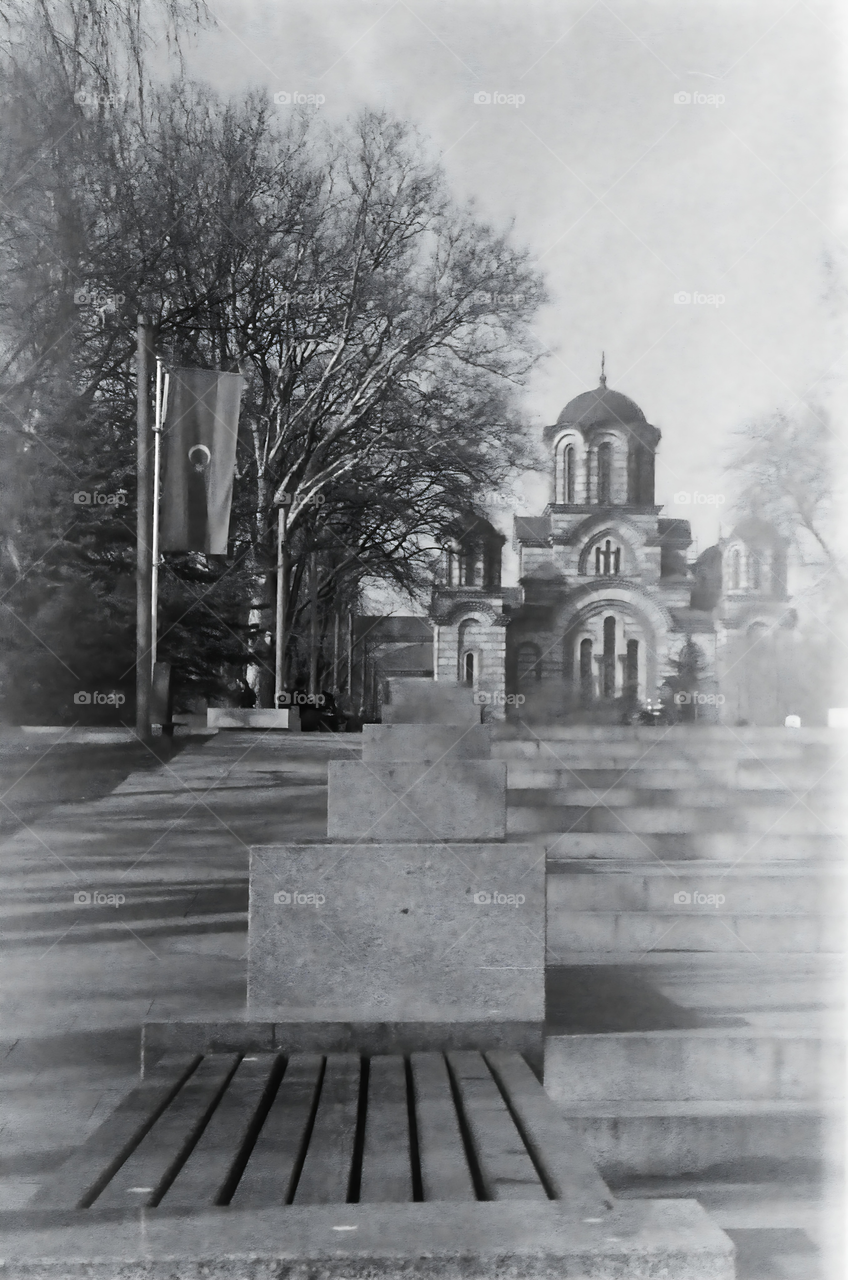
494 724 845 1197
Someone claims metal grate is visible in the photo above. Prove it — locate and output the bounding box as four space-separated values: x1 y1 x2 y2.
34 1049 613 1214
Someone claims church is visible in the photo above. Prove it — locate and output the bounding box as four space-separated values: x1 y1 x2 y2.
426 372 794 722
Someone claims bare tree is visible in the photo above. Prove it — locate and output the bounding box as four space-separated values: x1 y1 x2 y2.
727 401 844 586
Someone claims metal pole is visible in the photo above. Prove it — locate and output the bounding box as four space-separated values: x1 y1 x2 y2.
150 361 168 677
274 504 288 706
135 315 154 739
309 550 319 697
332 609 339 692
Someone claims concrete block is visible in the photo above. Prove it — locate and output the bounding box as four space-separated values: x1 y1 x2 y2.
382 677 481 725
207 707 300 730
362 723 491 763
327 760 506 840
0 1199 736 1279
248 842 544 1024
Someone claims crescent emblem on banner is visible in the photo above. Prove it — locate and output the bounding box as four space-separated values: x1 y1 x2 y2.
188 444 212 471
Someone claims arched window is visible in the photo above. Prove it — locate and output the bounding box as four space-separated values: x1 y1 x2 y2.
602 615 616 698
564 445 575 503
729 548 742 591
462 652 474 685
516 643 542 682
624 639 639 699
459 550 477 587
594 539 621 576
579 638 593 702
749 550 761 590
597 442 612 504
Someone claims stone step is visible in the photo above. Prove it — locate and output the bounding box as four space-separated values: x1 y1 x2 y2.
494 725 838 745
509 802 837 835
546 909 844 954
505 764 840 793
543 1029 843 1178
541 831 841 861
546 865 845 914
494 741 809 766
508 780 818 807
551 1101 839 1180
544 1030 844 1104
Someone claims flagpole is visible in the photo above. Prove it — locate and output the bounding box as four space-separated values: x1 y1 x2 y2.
150 363 169 678
274 502 288 707
135 315 155 739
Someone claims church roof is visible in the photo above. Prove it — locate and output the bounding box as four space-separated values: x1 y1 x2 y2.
513 515 551 546
552 381 646 431
443 509 505 546
726 516 786 548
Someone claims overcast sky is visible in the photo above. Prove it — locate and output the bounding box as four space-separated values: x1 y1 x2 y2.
178 0 841 585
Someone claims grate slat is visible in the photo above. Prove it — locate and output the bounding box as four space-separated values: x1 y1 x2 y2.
359 1055 413 1203
94 1054 240 1209
229 1053 323 1207
291 1054 361 1205
158 1054 281 1208
446 1051 548 1201
485 1051 613 1212
410 1052 476 1202
31 1053 200 1210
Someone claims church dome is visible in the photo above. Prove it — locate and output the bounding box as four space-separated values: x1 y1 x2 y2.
556 381 646 430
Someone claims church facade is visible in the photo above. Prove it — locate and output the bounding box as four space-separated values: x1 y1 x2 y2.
428 376 792 722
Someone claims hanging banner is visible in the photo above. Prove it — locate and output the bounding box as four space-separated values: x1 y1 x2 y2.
159 368 245 554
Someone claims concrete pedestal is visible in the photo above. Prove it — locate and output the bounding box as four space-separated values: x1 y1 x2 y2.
248 842 544 1025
